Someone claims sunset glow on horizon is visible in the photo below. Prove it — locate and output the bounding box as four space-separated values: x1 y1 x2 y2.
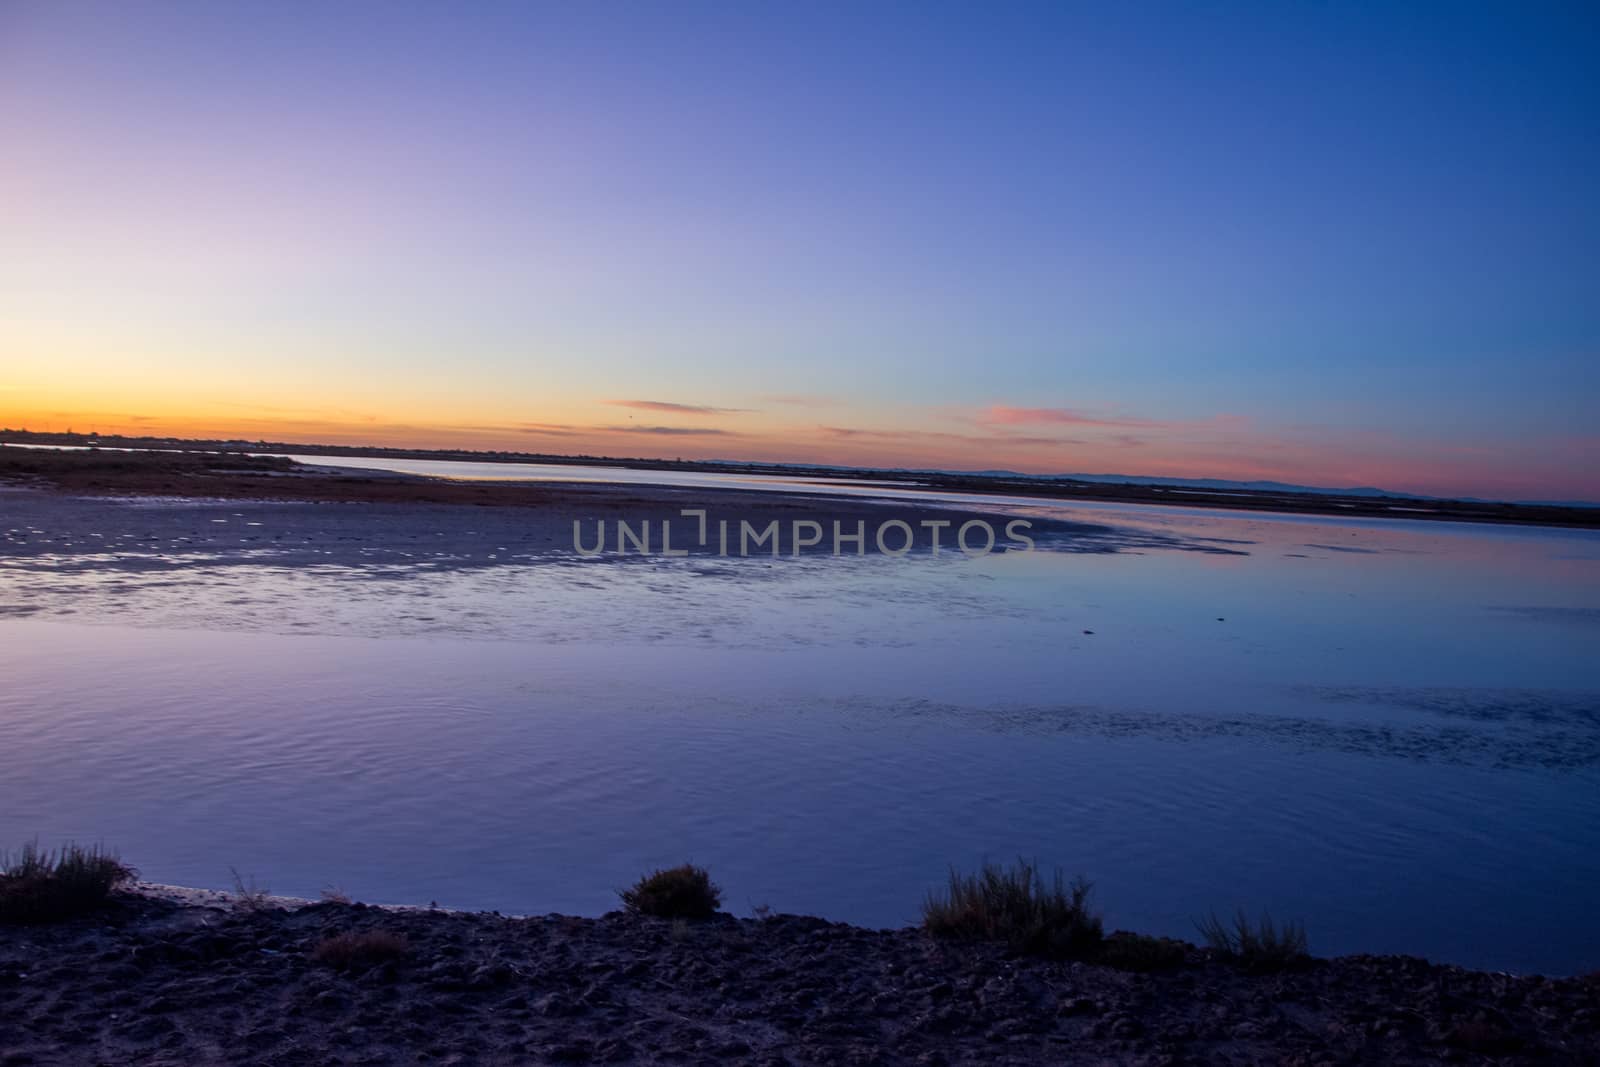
3 2 1596 501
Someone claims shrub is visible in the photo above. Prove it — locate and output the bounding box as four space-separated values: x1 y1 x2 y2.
923 859 1103 959
310 930 411 969
0 841 135 924
1098 930 1188 971
1195 909 1309 969
229 867 273 912
619 864 722 919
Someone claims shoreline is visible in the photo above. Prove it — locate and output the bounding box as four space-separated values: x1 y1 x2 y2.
4 436 1597 530
5 447 1598 1063
0 448 1257 567
2 880 1594 1065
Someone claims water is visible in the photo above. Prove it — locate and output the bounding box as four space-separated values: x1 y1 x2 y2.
1 465 1597 974
272 452 923 496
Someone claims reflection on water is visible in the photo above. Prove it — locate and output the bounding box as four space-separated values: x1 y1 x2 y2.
1 484 1598 974
272 452 927 495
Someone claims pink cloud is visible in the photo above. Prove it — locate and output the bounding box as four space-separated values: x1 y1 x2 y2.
978 406 1159 429
975 406 1253 435
818 426 1080 448
603 425 737 436
605 399 750 415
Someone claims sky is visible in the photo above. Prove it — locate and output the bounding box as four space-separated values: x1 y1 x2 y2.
1 2 1596 500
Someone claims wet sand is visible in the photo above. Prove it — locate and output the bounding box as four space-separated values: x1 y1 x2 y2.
0 448 1250 565
1 891 1595 1065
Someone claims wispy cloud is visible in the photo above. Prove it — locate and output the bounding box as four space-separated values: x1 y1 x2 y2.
518 420 737 437
514 423 585 436
820 426 1078 447
507 420 738 437
819 426 889 439
604 424 736 436
974 406 1252 439
820 426 965 441
977 406 1158 429
605 399 750 415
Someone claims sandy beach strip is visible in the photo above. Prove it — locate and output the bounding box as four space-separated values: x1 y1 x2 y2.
1 886 1595 1065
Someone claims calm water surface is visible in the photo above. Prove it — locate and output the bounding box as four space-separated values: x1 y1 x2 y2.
1 466 1597 974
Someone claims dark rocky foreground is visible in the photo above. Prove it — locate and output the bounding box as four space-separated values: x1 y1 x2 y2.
1 896 1596 1065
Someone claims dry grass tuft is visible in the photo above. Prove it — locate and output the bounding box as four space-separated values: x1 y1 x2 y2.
229 867 273 912
923 858 1104 959
0 841 135 924
1195 909 1309 970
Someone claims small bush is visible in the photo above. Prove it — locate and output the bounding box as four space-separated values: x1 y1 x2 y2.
310 930 411 969
619 864 722 919
229 867 272 912
1099 930 1188 972
0 841 135 924
923 859 1103 959
1195 909 1309 969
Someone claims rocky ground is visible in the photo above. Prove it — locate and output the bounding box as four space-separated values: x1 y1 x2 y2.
1 894 1595 1065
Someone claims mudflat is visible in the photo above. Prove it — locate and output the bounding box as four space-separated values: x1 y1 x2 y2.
0 447 1236 561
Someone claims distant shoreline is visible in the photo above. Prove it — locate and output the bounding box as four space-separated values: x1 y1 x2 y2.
1 449 1252 570
2 432 1597 528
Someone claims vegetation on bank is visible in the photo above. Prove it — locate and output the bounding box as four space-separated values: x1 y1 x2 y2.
619 864 722 919
3 841 1312 972
229 867 273 912
1196 909 1310 969
919 858 1308 972
0 841 135 924
922 858 1104 959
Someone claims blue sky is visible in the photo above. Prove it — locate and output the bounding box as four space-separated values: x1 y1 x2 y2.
2 2 1596 497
